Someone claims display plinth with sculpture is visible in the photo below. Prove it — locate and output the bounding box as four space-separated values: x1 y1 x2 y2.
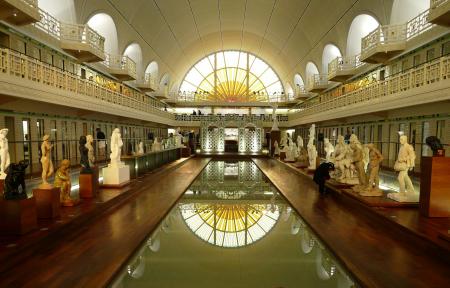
54 159 80 206
79 135 99 198
0 160 37 235
387 135 419 203
102 128 130 187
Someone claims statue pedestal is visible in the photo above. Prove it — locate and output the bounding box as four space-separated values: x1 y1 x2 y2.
102 164 130 188
32 187 60 219
181 147 191 157
420 156 450 217
79 167 99 198
387 192 419 203
0 179 4 195
0 197 37 235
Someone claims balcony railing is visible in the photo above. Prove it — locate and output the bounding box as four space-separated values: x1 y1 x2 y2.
135 73 158 92
428 0 450 26
31 6 60 39
306 74 329 92
60 22 105 62
328 54 364 82
102 54 137 81
406 8 433 39
361 24 407 63
0 47 173 120
174 114 289 123
290 55 450 120
0 0 41 25
174 91 293 103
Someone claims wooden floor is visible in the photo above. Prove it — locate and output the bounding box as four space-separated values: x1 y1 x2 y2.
1 157 449 288
0 157 210 288
253 158 450 288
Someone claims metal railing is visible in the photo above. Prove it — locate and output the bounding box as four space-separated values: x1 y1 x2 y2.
174 114 289 122
406 8 433 39
430 0 448 10
306 74 329 91
135 72 158 89
290 54 450 119
174 91 295 103
328 54 364 79
361 24 407 57
60 22 105 56
31 7 60 39
102 54 137 79
0 47 174 119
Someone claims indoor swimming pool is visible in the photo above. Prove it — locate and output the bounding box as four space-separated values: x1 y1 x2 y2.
110 161 356 288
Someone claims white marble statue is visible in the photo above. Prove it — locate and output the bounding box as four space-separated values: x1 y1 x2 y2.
388 135 418 202
137 141 144 155
271 104 279 131
86 134 95 167
152 137 162 152
280 134 288 151
40 134 54 188
307 124 317 170
349 134 369 171
284 141 296 162
273 140 280 156
333 135 352 182
0 128 10 179
297 135 304 149
324 138 334 163
292 142 299 159
175 128 185 148
109 128 123 167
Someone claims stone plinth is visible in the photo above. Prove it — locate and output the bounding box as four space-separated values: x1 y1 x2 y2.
102 163 130 188
80 167 99 198
32 187 60 219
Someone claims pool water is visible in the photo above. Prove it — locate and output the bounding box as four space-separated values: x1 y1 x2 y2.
110 161 356 288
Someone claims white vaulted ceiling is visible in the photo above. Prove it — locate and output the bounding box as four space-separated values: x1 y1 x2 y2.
72 0 396 90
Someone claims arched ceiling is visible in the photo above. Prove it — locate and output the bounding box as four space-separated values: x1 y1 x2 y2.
74 0 395 88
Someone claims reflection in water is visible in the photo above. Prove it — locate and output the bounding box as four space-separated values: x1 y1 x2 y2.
111 161 355 288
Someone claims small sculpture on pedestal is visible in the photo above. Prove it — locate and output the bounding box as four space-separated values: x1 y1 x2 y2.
307 124 317 170
54 159 77 206
273 140 280 156
324 138 335 163
110 128 123 166
0 128 10 179
40 135 54 189
137 141 145 155
388 135 418 202
79 136 92 174
86 135 95 167
359 144 383 197
3 160 28 200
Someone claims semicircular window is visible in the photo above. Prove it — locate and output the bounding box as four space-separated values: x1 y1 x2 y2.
179 51 284 102
180 203 279 248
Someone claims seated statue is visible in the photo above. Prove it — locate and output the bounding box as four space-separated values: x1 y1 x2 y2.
54 159 77 206
3 160 28 200
333 135 353 183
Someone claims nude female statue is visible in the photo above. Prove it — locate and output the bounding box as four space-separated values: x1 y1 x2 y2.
40 134 54 187
110 128 123 166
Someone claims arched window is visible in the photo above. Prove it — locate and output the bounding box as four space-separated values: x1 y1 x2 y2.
347 14 379 55
38 0 76 23
390 0 429 24
123 43 143 78
179 51 284 102
322 44 342 73
306 62 319 78
86 13 119 55
145 61 159 79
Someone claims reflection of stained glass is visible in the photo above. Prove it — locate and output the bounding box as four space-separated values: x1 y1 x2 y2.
180 203 279 248
179 51 284 102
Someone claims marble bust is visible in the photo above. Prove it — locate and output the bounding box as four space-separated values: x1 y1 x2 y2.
0 128 10 179
388 135 418 202
40 134 54 188
109 128 123 167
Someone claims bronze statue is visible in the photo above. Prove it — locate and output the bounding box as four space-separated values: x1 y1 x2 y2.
3 160 28 200
79 136 92 174
54 159 76 206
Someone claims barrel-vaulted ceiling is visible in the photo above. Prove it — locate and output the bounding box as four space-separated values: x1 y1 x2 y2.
74 0 395 90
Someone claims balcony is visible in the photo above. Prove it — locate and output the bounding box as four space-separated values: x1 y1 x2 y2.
294 85 310 100
306 74 329 93
102 54 137 81
328 55 365 82
361 24 407 64
428 0 450 26
60 23 105 62
0 0 40 25
135 73 158 92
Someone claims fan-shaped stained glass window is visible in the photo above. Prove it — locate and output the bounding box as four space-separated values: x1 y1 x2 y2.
180 203 279 248
179 51 286 102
